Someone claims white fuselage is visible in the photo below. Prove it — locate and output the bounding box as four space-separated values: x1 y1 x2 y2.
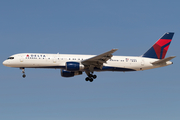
2 32 175 81
2 53 172 72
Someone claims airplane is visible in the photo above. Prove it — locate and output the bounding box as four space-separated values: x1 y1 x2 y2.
3 32 176 82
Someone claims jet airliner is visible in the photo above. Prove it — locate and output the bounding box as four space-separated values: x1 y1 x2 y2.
3 32 175 82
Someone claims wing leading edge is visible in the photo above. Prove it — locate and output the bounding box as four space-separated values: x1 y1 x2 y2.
81 49 118 70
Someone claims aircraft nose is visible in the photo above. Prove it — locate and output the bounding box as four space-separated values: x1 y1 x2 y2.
3 60 9 66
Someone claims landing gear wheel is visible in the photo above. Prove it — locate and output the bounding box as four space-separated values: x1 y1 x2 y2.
85 77 94 82
20 67 26 78
85 71 97 82
22 74 26 78
89 78 93 82
93 75 97 79
85 77 89 81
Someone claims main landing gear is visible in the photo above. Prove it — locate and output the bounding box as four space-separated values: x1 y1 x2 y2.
85 73 97 82
20 67 26 78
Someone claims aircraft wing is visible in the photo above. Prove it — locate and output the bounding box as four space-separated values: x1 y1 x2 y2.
81 49 118 69
151 56 176 64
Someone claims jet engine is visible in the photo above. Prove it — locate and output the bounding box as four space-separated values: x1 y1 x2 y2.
66 62 84 71
61 69 83 77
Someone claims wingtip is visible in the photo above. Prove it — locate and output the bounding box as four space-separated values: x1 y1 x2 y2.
171 56 176 58
112 49 118 51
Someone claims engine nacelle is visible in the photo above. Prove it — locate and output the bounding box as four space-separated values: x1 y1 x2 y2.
61 69 83 77
66 62 84 71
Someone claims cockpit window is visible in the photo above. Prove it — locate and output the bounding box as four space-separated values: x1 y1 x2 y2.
7 57 14 59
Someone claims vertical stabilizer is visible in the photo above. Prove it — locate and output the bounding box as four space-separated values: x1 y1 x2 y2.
142 32 174 59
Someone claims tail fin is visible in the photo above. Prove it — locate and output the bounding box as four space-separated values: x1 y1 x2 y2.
142 32 174 59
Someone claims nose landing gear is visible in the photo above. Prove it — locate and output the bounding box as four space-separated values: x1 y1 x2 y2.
22 74 26 78
20 67 26 78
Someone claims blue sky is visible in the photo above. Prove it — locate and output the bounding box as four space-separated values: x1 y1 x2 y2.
0 0 180 120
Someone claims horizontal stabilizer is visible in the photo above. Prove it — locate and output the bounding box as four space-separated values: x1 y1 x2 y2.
151 56 176 64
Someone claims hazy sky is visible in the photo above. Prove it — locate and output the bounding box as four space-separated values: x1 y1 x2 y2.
0 0 180 120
